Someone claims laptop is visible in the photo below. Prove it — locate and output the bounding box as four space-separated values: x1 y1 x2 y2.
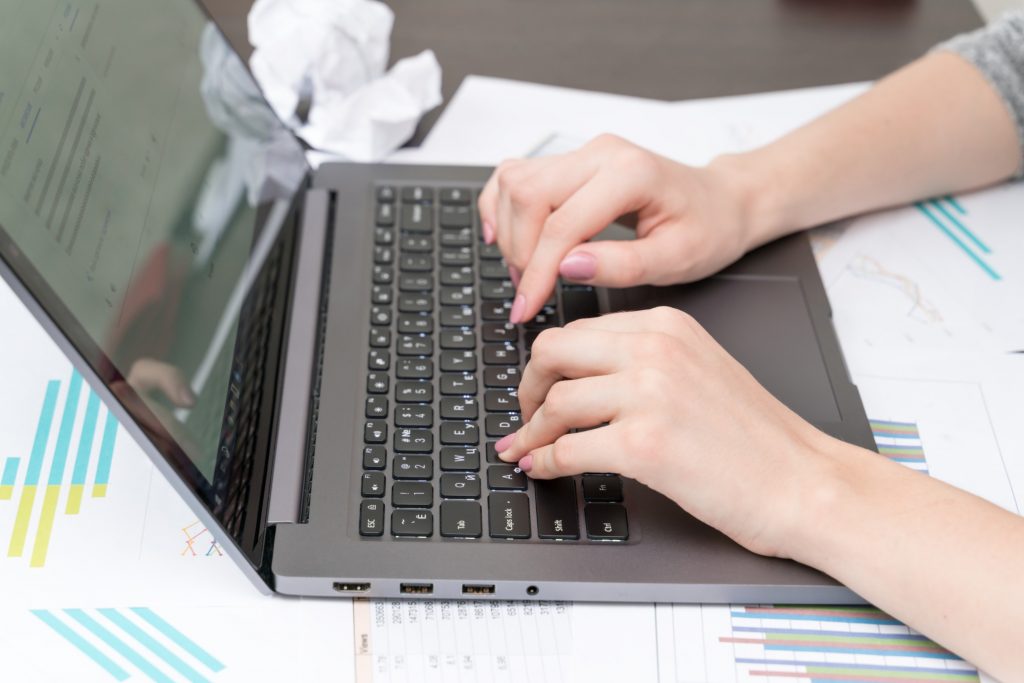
0 0 875 602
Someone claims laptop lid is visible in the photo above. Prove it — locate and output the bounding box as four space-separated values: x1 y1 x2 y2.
0 0 311 578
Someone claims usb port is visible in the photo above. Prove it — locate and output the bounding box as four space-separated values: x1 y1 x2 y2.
400 582 433 595
462 584 496 595
333 582 371 592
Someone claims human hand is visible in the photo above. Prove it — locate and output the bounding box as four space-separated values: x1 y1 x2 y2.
477 135 755 323
495 307 845 558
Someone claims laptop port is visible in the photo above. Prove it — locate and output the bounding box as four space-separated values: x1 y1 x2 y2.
333 582 371 593
400 583 433 595
462 584 496 595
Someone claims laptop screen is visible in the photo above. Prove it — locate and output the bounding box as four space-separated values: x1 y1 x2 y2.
0 1 308 555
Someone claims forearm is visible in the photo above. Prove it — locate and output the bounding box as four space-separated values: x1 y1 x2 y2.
713 51 1020 248
793 441 1024 682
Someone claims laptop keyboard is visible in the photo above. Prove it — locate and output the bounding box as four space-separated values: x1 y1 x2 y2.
357 183 629 543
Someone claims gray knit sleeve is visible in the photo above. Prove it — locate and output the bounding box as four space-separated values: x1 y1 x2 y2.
935 10 1024 178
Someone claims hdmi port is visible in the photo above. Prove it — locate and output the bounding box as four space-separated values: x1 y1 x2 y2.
462 584 496 595
333 582 371 592
400 582 434 595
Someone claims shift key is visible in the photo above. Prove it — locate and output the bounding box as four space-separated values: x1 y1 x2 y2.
534 478 580 540
488 493 531 539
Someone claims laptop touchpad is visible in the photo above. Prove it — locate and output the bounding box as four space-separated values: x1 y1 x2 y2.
607 276 841 425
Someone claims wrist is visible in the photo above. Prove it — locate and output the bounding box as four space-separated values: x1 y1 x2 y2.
706 150 793 251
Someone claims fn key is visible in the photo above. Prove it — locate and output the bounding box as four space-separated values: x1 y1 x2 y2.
584 504 628 541
535 478 580 540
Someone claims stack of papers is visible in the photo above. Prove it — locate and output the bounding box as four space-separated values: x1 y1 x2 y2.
2 74 1019 682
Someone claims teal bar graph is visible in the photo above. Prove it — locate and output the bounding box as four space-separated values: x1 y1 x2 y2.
92 411 118 497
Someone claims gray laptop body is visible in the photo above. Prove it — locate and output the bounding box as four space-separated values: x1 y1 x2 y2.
0 0 874 603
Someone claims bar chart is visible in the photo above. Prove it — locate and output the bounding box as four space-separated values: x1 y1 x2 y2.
2 369 120 568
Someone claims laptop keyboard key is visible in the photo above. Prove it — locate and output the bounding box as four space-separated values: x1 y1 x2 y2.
365 396 388 418
395 381 433 403
372 265 393 285
440 446 480 471
440 373 477 395
479 243 502 260
440 421 479 445
440 306 475 327
374 246 394 265
440 266 474 285
371 285 392 305
440 350 477 373
392 481 434 508
394 455 434 480
397 335 432 356
481 301 512 321
398 274 433 292
392 509 433 537
487 465 527 490
483 344 518 365
400 235 433 253
368 349 390 371
440 329 475 349
363 446 386 470
359 501 385 536
377 186 396 203
582 474 624 502
535 478 580 540
484 390 520 412
397 314 433 335
398 294 432 313
585 504 628 541
395 405 433 428
361 472 386 497
440 473 481 499
366 372 389 394
485 413 521 437
440 397 478 420
482 323 517 343
400 254 432 272
439 205 472 228
440 248 473 267
397 358 434 380
394 428 433 453
363 421 387 444
401 186 434 204
484 367 520 388
480 281 515 300
369 327 390 348
440 286 474 306
440 228 473 248
370 306 391 326
485 441 501 464
479 261 510 280
400 203 431 232
440 501 482 538
488 493 531 539
440 187 472 205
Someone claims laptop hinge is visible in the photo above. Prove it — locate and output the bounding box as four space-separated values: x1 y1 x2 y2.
267 188 330 524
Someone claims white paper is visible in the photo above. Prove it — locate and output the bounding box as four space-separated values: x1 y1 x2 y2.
248 0 442 161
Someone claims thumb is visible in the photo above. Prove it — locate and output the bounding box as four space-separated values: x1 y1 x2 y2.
558 231 675 288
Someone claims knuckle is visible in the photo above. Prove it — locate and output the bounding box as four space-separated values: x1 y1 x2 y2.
543 382 571 418
590 132 625 149
549 436 575 474
619 419 651 455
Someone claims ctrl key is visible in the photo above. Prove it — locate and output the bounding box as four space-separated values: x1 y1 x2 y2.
488 493 531 539
359 500 385 536
584 504 629 541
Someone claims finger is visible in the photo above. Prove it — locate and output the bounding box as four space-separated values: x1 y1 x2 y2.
127 359 196 408
518 327 629 420
511 169 642 323
501 156 596 271
499 375 619 463
518 424 626 480
563 306 693 336
558 224 685 288
478 160 518 243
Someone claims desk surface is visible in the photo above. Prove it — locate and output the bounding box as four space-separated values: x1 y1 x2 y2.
200 0 982 142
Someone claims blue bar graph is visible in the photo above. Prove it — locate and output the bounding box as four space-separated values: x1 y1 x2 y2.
93 411 118 497
915 198 1001 281
65 609 176 683
132 608 225 672
99 609 211 683
1 457 19 486
47 371 82 486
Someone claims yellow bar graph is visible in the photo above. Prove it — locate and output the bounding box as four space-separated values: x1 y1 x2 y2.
0 485 12 500
65 484 84 514
30 486 62 567
91 483 107 498
8 485 37 557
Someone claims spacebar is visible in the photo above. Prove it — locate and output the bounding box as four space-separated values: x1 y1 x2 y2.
535 478 580 540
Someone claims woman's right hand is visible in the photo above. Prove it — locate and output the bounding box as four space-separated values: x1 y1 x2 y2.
477 134 759 323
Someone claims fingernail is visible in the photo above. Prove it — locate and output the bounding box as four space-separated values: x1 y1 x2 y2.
508 266 521 288
559 251 597 281
517 454 533 473
494 433 516 453
509 294 526 324
482 221 495 244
